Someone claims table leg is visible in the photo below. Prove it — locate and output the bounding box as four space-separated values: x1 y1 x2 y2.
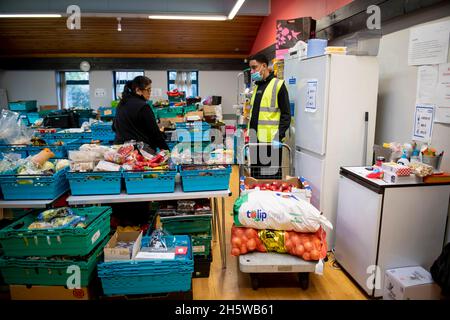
214 198 224 269
221 196 227 269
211 198 217 242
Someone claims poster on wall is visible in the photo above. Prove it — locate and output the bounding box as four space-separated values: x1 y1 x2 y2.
412 104 435 142
276 17 316 59
434 63 450 124
416 65 438 104
408 20 450 66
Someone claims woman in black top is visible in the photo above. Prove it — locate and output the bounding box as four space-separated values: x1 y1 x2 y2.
113 75 168 151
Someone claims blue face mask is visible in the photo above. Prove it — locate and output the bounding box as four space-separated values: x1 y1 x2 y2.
251 71 263 82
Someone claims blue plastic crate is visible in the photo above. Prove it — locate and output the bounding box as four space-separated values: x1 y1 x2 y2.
98 235 193 296
180 165 231 192
26 112 41 125
0 167 69 200
91 123 115 142
8 100 37 112
53 130 88 140
176 122 210 143
0 145 29 159
67 171 122 196
123 170 176 194
27 139 78 159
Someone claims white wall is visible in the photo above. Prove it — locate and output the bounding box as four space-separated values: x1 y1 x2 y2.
89 71 113 109
144 70 167 99
0 70 58 107
0 69 239 114
199 70 241 115
376 16 450 172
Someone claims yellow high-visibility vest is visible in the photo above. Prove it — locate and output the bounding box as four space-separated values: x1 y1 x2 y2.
248 78 284 143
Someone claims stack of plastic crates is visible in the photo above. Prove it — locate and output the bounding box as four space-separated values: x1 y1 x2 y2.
0 206 111 288
91 122 115 142
97 235 194 296
160 210 212 278
175 122 210 143
0 163 70 200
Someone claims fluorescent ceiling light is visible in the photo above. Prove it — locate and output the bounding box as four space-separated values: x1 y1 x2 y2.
149 15 227 21
228 0 245 20
0 14 62 18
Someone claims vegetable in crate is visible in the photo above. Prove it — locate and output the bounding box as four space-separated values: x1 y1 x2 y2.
233 190 332 233
28 207 87 229
230 225 328 261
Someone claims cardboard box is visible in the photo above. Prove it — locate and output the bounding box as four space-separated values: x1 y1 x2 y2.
384 266 441 300
10 285 93 300
240 176 311 201
202 105 217 115
185 111 203 121
382 171 422 184
104 230 143 262
39 105 58 111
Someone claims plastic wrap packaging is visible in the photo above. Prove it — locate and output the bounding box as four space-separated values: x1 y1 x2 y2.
0 154 27 173
70 161 95 172
140 228 170 252
0 110 20 143
233 190 332 233
230 225 327 261
10 119 34 145
17 160 55 175
94 160 121 172
409 162 434 177
79 144 111 160
28 207 86 230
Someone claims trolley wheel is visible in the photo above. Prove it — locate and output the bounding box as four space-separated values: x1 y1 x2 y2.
298 273 310 290
250 274 259 291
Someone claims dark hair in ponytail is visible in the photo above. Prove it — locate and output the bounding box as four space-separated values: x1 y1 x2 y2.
121 75 152 101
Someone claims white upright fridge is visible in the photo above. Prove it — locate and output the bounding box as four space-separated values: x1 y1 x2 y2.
284 54 379 247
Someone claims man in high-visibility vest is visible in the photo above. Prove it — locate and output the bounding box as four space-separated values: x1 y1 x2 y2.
248 54 291 179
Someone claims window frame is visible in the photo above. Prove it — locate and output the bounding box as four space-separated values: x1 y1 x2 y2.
59 71 90 109
113 70 145 100
167 70 199 96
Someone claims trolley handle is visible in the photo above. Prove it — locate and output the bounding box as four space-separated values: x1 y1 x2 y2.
241 142 293 176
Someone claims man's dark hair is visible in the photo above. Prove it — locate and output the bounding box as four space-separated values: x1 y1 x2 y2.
249 54 269 66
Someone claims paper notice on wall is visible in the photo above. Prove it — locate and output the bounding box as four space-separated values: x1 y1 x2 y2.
413 104 435 142
435 63 450 123
95 88 105 97
416 65 438 104
408 20 450 66
305 80 318 113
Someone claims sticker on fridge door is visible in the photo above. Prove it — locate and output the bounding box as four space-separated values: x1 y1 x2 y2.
306 80 318 113
412 104 434 142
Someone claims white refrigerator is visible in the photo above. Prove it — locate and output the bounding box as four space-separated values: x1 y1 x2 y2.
284 55 379 247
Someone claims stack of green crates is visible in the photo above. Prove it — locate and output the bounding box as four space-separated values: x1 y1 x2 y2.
160 213 212 278
0 206 111 287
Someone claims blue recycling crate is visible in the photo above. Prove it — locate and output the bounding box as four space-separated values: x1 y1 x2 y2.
176 122 210 143
8 100 37 112
67 171 122 196
52 130 91 140
123 170 176 194
98 235 193 296
0 145 29 159
180 165 231 192
91 123 115 142
0 167 69 200
27 139 78 159
26 112 41 125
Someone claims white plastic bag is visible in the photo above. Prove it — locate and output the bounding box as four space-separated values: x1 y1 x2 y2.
234 190 333 233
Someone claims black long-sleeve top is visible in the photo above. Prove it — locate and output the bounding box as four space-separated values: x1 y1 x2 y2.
249 72 291 141
112 93 169 150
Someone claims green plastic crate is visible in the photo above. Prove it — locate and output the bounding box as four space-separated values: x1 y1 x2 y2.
0 206 111 257
161 214 211 235
191 232 212 257
0 236 108 286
